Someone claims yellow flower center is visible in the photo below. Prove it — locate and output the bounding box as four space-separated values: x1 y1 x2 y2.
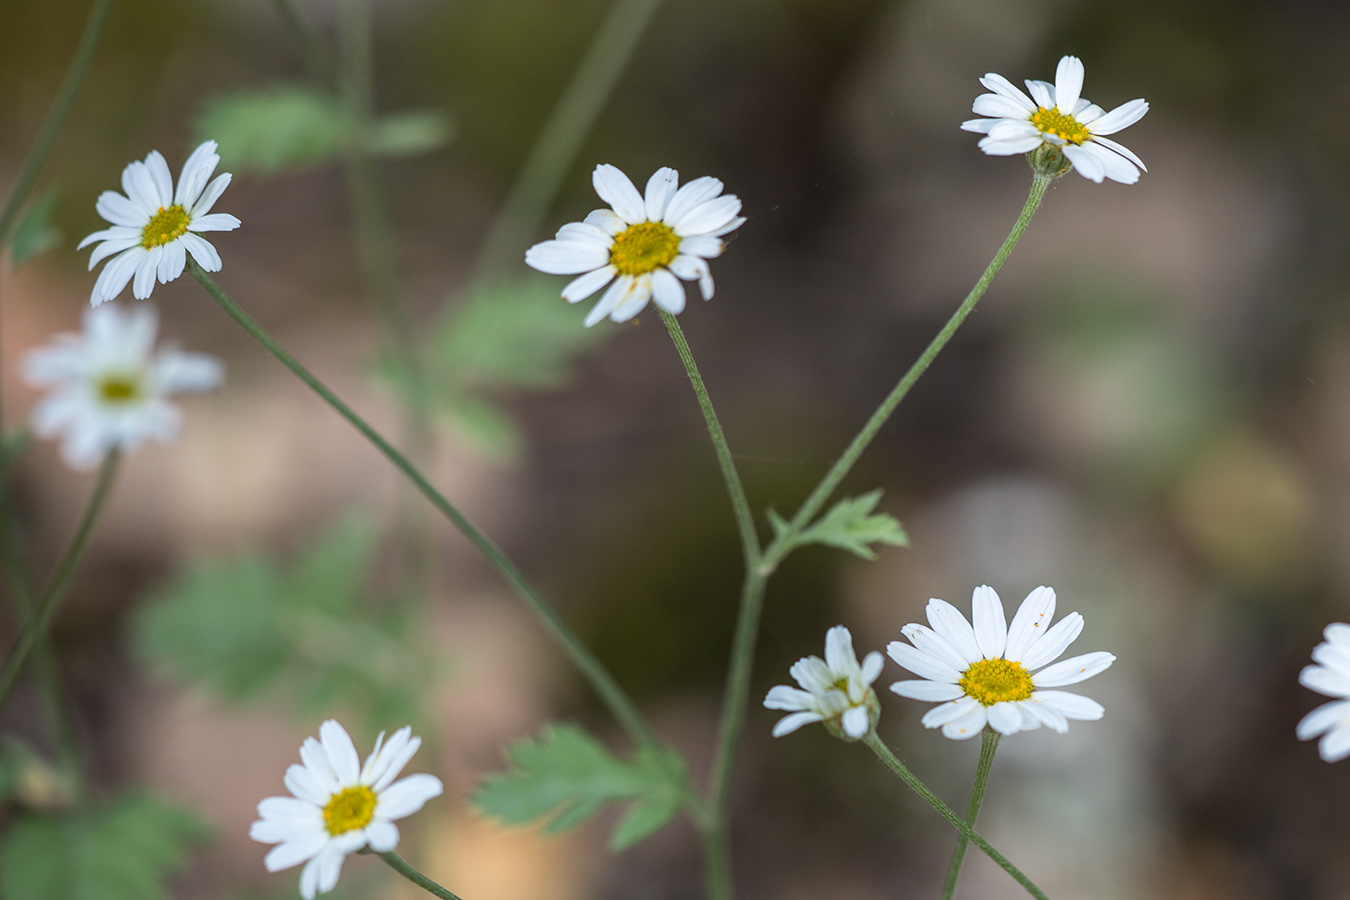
323 786 377 836
609 221 680 276
98 375 143 404
141 205 190 248
959 658 1034 706
1029 107 1091 145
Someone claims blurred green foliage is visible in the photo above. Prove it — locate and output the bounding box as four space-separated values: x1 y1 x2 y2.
7 191 62 267
768 490 909 560
474 723 686 851
134 516 433 729
0 791 208 900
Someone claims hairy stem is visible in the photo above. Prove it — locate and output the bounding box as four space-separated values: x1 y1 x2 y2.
377 851 465 900
941 728 1001 900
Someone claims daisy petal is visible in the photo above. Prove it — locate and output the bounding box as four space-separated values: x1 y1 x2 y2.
971 585 1007 659
925 598 982 663
592 164 646 223
1087 98 1149 136
1005 586 1056 662
1054 56 1085 116
889 679 966 702
644 167 679 222
1032 652 1115 687
1033 689 1104 720
772 711 823 737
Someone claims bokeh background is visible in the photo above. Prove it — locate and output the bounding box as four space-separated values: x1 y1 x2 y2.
4 0 1350 898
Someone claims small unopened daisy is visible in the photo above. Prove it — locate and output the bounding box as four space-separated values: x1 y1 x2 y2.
764 625 883 740
889 586 1115 740
525 164 745 326
962 55 1148 184
1297 622 1350 762
250 720 444 900
79 140 241 305
21 303 222 470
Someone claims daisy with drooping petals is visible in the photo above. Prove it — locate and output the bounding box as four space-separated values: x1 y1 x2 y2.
1297 622 1350 762
250 720 444 900
764 625 884 740
888 585 1115 740
79 140 241 305
962 55 1149 184
21 303 222 470
525 164 745 326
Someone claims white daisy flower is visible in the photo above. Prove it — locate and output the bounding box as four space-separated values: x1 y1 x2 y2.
78 140 241 305
764 625 884 740
525 164 745 326
21 303 222 470
250 720 444 900
888 586 1115 740
961 55 1149 184
1296 622 1350 762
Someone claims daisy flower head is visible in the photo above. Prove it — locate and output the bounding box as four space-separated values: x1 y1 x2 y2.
250 720 444 900
525 164 745 327
764 625 884 741
961 55 1149 184
888 585 1115 740
1296 622 1350 762
79 140 241 305
21 303 222 470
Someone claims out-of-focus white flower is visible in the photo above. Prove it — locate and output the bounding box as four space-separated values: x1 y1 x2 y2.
21 303 222 470
764 625 883 740
525 164 744 326
1297 622 1350 762
889 585 1115 740
78 140 241 305
961 55 1149 184
250 720 444 900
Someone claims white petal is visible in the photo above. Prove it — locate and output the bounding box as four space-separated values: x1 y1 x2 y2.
561 265 616 303
132 247 162 299
644 167 679 222
886 640 962 683
1033 689 1104 720
859 651 884 685
1301 664 1350 698
1021 697 1069 733
926 598 981 663
284 764 330 806
961 118 998 134
157 239 187 284
1091 135 1147 171
525 240 610 275
890 679 965 702
555 221 612 246
95 191 148 227
299 856 322 900
1313 641 1350 675
977 73 1036 111
1325 623 1350 644
1087 98 1148 136
87 237 142 269
319 720 361 785
988 119 1041 141
189 212 241 233
583 208 626 235
673 194 742 237
1024 79 1055 109
1032 651 1115 687
370 733 423 794
710 215 745 237
1004 586 1056 662
176 140 222 207
189 173 232 218
939 705 987 740
841 705 870 738
986 701 1023 735
144 151 174 207
592 164 646 223
154 351 223 393
922 696 980 728
764 684 814 711
607 274 652 323
1019 611 1084 671
971 586 1007 659
1074 141 1139 185
180 233 223 271
365 820 400 852
676 235 723 259
583 274 634 327
972 94 1035 120
263 833 329 872
375 773 443 819
1054 56 1085 115
1062 145 1106 183
978 134 1044 156
1319 726 1350 762
772 710 822 737
901 623 970 673
1297 700 1350 740
91 247 143 304
650 267 686 314
663 176 725 227
823 626 856 674
122 160 162 213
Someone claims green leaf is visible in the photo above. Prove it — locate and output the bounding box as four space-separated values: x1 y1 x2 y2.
367 111 454 157
770 490 909 560
8 191 61 267
134 516 430 727
198 85 347 176
473 724 685 852
0 791 209 900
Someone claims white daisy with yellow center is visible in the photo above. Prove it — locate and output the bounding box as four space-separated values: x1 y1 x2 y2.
1296 622 1350 762
21 303 222 470
525 164 745 326
78 140 241 305
888 586 1115 740
961 55 1149 184
764 625 883 740
250 720 443 900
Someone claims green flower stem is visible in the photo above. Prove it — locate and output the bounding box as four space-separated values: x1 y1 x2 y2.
473 0 665 279
0 0 114 248
942 728 1001 900
863 733 1047 900
0 451 120 715
377 851 466 900
766 171 1052 563
186 261 662 755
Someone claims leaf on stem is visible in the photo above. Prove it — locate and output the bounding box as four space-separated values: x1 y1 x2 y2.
769 489 909 560
473 724 686 851
8 190 62 266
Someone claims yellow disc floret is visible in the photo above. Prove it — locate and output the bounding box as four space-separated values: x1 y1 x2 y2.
141 205 191 249
1029 107 1091 145
323 786 377 836
98 375 143 404
959 658 1034 706
609 221 680 276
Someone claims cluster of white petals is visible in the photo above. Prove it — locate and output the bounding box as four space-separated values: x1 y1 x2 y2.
1297 623 1350 762
764 625 883 739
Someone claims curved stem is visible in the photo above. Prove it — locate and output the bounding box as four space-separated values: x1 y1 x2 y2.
863 733 1047 900
0 452 120 714
767 172 1052 562
0 0 115 247
941 728 1001 900
377 850 465 900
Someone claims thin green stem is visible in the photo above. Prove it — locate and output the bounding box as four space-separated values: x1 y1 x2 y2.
377 850 465 900
0 0 114 248
766 172 1052 564
271 0 337 87
0 452 120 715
473 0 664 279
941 728 1001 900
863 733 1047 900
185 261 658 751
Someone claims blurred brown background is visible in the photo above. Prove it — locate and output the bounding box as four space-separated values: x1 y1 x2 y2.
4 0 1350 898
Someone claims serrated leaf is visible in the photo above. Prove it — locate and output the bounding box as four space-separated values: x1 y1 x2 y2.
134 516 428 728
9 191 61 266
368 111 454 157
0 791 208 900
473 724 685 852
773 490 909 560
198 85 347 176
